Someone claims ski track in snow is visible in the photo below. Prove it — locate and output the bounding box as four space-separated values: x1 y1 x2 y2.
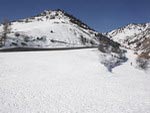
0 49 150 113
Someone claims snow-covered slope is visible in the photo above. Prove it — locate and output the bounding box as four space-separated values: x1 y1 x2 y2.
0 10 101 48
106 23 150 46
0 49 149 113
106 23 150 60
0 9 128 70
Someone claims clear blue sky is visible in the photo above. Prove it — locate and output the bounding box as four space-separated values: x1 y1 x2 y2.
0 0 149 32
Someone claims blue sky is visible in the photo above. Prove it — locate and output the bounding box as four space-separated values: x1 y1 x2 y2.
0 0 149 32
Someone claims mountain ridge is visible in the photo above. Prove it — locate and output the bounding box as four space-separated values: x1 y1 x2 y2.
0 9 101 49
106 22 150 59
0 9 127 71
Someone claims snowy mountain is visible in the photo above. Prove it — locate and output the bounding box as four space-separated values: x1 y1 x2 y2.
106 23 150 60
0 10 150 113
0 9 128 71
0 9 101 48
106 23 150 45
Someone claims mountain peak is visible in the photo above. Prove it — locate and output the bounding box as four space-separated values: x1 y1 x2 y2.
35 9 94 31
106 22 150 59
0 9 101 49
35 9 65 18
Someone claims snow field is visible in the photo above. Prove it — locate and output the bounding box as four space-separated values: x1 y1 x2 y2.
0 49 150 113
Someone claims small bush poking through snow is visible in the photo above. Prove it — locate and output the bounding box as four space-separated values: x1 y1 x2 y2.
15 32 20 37
136 58 150 70
80 35 88 45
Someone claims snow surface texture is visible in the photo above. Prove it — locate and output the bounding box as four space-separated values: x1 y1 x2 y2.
0 10 99 48
0 49 150 113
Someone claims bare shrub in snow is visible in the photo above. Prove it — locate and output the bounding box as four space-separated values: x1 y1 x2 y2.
0 18 11 46
15 32 20 37
99 53 127 72
80 35 89 45
40 36 47 42
25 19 29 23
98 37 127 72
136 58 150 70
24 36 30 42
21 42 27 46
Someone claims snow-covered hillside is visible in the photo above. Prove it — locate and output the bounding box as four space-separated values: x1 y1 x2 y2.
106 23 150 61
0 49 150 113
106 23 150 46
0 10 101 48
0 9 128 69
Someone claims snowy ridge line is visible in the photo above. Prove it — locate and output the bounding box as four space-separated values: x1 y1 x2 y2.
0 46 98 52
0 9 101 49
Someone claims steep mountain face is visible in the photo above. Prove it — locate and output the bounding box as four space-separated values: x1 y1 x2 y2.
106 23 150 46
106 23 150 59
0 9 100 48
